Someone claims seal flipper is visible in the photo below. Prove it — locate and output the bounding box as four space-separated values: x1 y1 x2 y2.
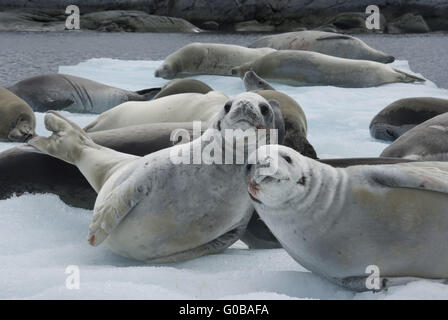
88 178 148 246
28 111 95 164
368 162 448 194
393 68 425 83
146 224 248 264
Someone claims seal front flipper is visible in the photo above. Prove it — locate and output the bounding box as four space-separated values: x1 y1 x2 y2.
89 179 149 246
28 111 95 164
368 162 448 193
147 224 248 263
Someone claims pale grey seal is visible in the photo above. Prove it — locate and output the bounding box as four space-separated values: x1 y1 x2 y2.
83 91 229 132
246 145 448 291
231 51 425 88
154 43 275 79
248 31 395 63
28 92 281 262
380 112 448 161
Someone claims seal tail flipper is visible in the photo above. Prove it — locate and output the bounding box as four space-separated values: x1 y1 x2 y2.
28 111 94 164
393 68 426 83
135 87 162 101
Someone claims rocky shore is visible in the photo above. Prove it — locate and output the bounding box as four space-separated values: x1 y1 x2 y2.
0 0 446 33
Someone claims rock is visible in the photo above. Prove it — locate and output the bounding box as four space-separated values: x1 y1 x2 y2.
388 13 431 33
324 12 387 33
201 20 219 30
272 19 306 32
425 16 448 31
234 20 275 32
81 10 201 33
0 9 66 31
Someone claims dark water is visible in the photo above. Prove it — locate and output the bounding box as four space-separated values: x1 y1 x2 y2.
0 31 447 88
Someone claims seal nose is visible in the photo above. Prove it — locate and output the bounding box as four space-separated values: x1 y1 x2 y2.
236 100 258 121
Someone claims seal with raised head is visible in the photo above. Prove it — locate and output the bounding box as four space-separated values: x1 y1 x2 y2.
232 51 425 88
0 88 36 142
153 79 213 99
370 97 448 141
380 112 448 161
29 92 282 262
248 31 395 63
246 145 448 291
7 74 159 114
243 70 276 91
83 91 229 132
154 43 275 79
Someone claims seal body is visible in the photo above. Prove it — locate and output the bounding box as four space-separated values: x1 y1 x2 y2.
154 43 275 79
232 50 425 88
380 112 448 161
153 79 213 99
84 91 229 132
247 145 448 291
0 88 35 142
370 97 448 141
29 92 281 262
248 31 395 63
7 74 158 114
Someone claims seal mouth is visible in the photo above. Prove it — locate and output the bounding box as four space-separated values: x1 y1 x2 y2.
248 192 262 204
232 119 265 130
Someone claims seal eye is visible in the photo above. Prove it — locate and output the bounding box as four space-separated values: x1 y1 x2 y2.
224 102 232 113
259 103 269 116
283 155 292 164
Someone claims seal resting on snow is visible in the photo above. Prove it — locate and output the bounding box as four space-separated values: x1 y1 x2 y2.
248 31 395 63
370 97 448 141
246 145 448 291
154 43 275 79
83 91 229 132
28 93 282 262
7 74 159 114
232 51 425 88
380 112 448 161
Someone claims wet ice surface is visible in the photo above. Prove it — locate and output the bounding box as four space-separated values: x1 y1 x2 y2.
1 57 448 299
